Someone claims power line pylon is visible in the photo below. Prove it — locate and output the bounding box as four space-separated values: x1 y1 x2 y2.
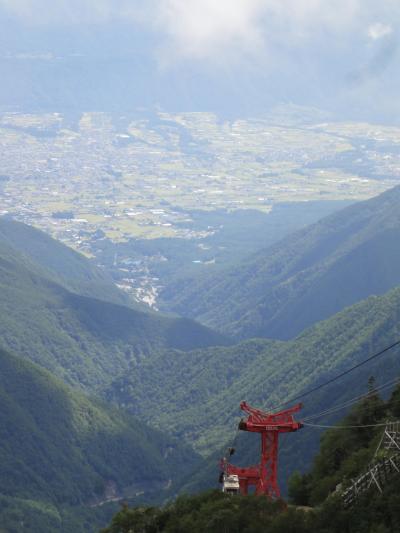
222 401 303 498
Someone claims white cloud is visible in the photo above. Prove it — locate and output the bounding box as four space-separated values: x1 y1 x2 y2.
368 22 393 40
0 0 399 67
152 0 371 65
154 0 266 62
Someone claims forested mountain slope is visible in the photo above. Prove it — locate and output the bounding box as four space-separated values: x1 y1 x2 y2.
162 185 400 340
0 347 200 532
0 224 229 389
107 283 400 481
0 217 130 306
103 386 400 533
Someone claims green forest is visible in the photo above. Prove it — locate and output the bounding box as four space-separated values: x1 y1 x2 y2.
162 185 400 340
2 188 400 530
0 347 200 532
103 384 400 532
0 217 228 390
106 284 400 474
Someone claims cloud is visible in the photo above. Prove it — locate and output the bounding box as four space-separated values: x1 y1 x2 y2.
368 22 393 40
154 0 266 63
348 32 398 85
0 0 399 69
149 1 397 68
153 0 364 65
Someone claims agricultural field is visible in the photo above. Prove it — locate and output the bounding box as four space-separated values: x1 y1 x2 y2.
0 106 399 306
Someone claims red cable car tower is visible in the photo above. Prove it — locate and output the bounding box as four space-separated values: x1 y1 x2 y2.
221 401 303 498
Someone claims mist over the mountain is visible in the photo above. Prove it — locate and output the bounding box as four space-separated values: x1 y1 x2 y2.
0 0 399 121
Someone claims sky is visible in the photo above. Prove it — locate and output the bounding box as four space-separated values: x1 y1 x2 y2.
0 0 399 120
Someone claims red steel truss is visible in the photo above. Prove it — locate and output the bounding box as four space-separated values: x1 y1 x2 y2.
222 401 303 498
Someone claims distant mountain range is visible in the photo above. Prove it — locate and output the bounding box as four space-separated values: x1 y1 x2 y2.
0 11 398 122
163 185 400 341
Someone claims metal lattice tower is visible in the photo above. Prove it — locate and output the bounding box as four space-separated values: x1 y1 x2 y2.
341 421 400 507
383 421 400 451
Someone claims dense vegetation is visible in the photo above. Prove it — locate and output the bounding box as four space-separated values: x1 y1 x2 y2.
102 384 400 533
96 201 349 294
0 347 201 532
162 185 400 340
0 217 129 306
0 218 232 530
101 479 400 533
106 283 400 467
0 219 229 389
288 379 392 506
3 190 400 531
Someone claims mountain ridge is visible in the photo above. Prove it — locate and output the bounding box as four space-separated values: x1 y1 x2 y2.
106 282 400 488
161 185 400 340
0 217 230 390
0 216 131 306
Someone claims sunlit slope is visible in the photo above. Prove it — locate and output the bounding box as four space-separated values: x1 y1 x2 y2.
0 216 133 306
107 284 400 457
164 185 400 340
0 223 229 389
0 347 200 532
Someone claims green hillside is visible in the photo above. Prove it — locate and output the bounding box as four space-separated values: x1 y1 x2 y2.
0 217 130 306
5 200 400 531
100 201 350 295
102 386 400 533
0 224 229 390
161 185 400 340
106 282 400 497
0 347 201 532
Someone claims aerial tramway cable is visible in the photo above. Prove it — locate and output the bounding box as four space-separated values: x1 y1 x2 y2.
302 421 393 429
302 376 400 421
269 338 400 412
221 338 400 481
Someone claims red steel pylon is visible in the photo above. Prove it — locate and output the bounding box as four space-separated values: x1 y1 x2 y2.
222 401 303 498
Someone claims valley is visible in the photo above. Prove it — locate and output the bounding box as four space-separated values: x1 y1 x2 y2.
1 108 400 531
163 185 400 340
0 217 229 389
1 107 399 308
0 347 200 532
2 2 400 531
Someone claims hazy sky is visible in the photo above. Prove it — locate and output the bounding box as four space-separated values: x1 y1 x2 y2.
1 1 397 61
0 1 398 118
